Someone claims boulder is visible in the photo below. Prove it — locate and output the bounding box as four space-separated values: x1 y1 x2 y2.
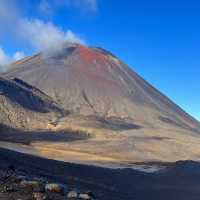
67 190 78 199
79 193 92 200
33 192 48 200
20 180 45 192
45 183 68 195
2 185 15 193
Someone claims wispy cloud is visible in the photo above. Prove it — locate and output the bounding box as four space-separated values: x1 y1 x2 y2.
0 0 86 68
39 0 53 16
13 51 26 61
0 0 20 37
38 0 98 16
64 0 98 12
0 47 25 71
0 47 11 66
19 18 85 51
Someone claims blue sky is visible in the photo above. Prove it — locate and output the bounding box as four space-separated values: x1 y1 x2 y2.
0 0 199 121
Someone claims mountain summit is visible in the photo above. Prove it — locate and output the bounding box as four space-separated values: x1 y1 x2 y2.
1 43 200 164
5 43 200 131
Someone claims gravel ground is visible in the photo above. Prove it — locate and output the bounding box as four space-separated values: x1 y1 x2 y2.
1 148 200 200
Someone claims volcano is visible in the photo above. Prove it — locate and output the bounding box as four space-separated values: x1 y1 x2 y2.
1 43 200 165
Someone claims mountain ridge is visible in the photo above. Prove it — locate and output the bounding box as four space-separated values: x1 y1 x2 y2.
4 43 200 131
0 42 200 165
0 76 62 130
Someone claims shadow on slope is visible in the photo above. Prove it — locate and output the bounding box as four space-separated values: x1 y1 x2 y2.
66 115 143 131
159 116 200 133
95 116 142 131
0 77 62 113
0 124 89 145
0 148 200 200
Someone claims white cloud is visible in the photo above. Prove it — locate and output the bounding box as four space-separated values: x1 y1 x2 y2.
0 0 85 53
13 51 26 61
0 47 11 66
39 0 53 16
19 18 85 51
0 47 25 71
0 0 87 70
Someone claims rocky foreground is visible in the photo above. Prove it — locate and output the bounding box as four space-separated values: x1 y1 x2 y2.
0 166 95 200
1 147 200 200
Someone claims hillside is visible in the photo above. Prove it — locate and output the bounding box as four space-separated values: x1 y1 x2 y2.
1 43 200 165
0 76 62 130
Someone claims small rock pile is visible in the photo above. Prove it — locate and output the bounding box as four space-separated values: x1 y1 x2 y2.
0 167 96 200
